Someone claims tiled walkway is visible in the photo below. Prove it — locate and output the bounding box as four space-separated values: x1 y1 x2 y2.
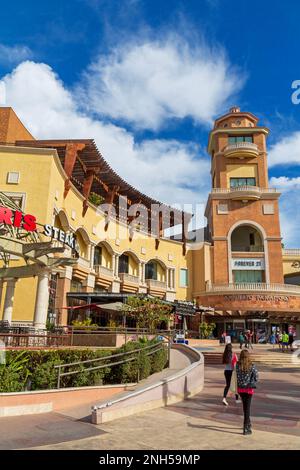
1 364 299 450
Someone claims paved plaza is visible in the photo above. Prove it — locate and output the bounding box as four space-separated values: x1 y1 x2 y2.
0 363 299 450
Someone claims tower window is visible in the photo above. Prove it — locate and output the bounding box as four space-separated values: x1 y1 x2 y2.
228 135 253 144
230 177 256 187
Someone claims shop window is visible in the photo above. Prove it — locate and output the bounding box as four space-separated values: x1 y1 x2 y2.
119 254 129 274
180 268 189 287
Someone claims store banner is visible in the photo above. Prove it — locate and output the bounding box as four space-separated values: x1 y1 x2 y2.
231 258 265 270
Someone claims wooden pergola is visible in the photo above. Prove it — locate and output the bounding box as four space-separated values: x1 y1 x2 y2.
16 139 192 250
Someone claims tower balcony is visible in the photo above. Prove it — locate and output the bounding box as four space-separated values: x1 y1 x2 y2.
224 142 259 158
211 186 279 201
205 282 300 295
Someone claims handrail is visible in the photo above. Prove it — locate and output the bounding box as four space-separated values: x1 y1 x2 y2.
54 341 167 388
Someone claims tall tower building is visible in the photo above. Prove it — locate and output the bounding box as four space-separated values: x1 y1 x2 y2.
205 106 283 287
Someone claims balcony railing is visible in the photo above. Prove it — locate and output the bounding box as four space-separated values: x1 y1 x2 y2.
119 273 139 284
212 186 278 194
232 245 264 253
224 142 259 155
76 257 90 268
283 249 300 256
94 265 114 278
146 279 167 290
206 282 300 294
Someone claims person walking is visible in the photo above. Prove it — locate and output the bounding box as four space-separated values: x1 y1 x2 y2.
282 331 289 353
278 331 283 349
222 343 240 406
247 329 254 350
239 331 245 349
236 349 259 435
269 331 276 349
288 330 294 351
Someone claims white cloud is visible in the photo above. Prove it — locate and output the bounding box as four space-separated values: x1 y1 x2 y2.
269 176 300 191
0 61 210 208
268 131 300 167
268 176 300 247
0 44 32 66
79 35 243 130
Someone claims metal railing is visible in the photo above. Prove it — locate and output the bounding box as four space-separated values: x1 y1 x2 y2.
206 282 300 294
54 341 168 388
0 332 71 348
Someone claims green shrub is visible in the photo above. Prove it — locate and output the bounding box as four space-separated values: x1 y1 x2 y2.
0 340 167 392
151 347 168 374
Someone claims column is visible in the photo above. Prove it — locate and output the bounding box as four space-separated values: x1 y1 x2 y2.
167 269 171 289
112 254 116 276
34 270 50 329
142 263 146 283
139 262 145 283
172 269 175 289
90 245 95 270
0 280 3 309
2 279 17 323
115 254 119 277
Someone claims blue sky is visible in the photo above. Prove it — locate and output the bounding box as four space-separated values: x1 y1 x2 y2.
0 0 300 246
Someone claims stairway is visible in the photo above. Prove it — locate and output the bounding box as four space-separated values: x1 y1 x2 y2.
202 351 300 367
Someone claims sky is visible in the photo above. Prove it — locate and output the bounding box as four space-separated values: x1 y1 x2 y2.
0 0 300 246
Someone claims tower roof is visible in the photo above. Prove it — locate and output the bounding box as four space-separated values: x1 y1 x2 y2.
0 107 34 143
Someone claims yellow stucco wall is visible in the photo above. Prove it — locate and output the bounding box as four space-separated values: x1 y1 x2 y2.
0 145 197 323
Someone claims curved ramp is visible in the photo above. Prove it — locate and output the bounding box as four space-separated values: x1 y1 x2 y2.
91 344 204 424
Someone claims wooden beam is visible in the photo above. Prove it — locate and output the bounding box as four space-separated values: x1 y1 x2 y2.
64 143 85 198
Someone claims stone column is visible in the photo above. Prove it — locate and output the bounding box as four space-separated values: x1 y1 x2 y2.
90 245 95 270
139 262 144 283
0 280 3 309
33 270 50 329
2 279 17 323
171 269 175 289
112 254 116 275
142 263 146 283
115 254 119 277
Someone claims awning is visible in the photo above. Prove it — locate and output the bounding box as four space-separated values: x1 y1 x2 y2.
96 302 125 311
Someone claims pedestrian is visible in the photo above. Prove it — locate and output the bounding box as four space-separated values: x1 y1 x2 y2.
222 343 240 406
288 330 294 351
239 331 245 349
269 332 276 349
282 331 289 353
247 329 254 350
236 349 259 435
278 331 283 349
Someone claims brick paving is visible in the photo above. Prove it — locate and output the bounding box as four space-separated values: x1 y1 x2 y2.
0 363 299 450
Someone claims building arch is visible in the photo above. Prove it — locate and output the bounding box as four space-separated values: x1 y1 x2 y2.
227 220 269 284
54 209 71 232
145 258 167 282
